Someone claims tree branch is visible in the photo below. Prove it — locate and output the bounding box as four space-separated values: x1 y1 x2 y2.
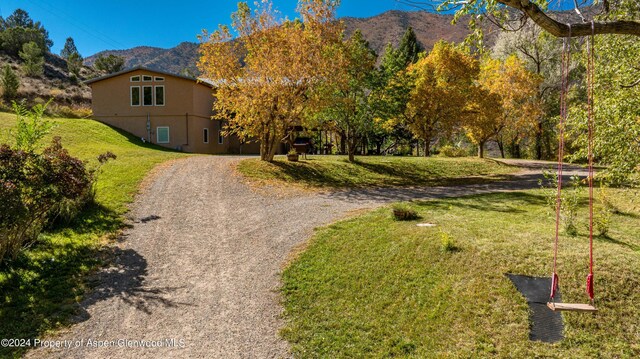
498 0 640 37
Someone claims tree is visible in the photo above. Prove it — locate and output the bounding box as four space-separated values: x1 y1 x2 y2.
492 22 561 159
93 54 125 74
403 41 478 156
308 30 378 162
375 29 424 155
0 9 52 55
198 0 343 162
405 1 640 37
476 56 542 158
67 52 83 78
60 37 81 59
1 65 19 101
19 41 45 77
397 27 423 66
568 34 640 185
463 85 502 158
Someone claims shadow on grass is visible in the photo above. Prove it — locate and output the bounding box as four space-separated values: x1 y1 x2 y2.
0 203 188 357
597 235 640 252
414 191 548 213
269 160 354 187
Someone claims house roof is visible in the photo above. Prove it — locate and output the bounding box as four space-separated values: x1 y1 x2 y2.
84 66 214 88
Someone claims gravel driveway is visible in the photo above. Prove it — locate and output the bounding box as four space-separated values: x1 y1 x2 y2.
26 156 584 359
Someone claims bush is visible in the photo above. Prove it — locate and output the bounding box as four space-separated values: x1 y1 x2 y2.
392 203 419 221
0 138 92 261
539 171 580 236
439 231 457 253
1 65 19 101
594 187 613 237
439 144 468 157
19 41 45 77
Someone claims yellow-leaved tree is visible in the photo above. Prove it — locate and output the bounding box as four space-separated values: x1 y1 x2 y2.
466 55 542 158
198 0 342 162
403 41 478 156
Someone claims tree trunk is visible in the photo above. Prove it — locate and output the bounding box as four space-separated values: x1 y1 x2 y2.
423 138 430 157
497 139 505 159
535 122 543 160
478 141 485 159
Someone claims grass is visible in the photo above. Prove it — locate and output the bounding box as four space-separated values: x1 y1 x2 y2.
0 112 188 357
237 155 518 189
281 189 640 357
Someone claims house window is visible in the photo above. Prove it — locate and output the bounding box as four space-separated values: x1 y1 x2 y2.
130 76 140 82
154 85 165 106
154 76 164 81
143 86 153 106
203 128 209 143
156 127 170 144
218 130 224 144
142 75 153 82
131 86 140 106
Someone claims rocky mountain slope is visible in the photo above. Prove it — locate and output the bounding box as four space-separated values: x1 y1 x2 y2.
85 10 476 75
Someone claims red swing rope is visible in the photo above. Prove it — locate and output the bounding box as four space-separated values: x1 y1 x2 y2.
551 27 571 301
586 21 596 303
550 23 597 305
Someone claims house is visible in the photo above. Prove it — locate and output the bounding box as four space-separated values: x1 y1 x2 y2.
86 66 260 154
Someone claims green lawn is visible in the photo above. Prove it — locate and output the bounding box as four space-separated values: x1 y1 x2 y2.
281 189 640 357
0 112 188 357
237 155 518 189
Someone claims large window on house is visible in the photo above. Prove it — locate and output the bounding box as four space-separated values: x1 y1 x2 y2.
143 86 153 106
154 86 165 106
130 76 140 82
203 128 209 143
131 86 140 106
157 127 170 144
142 75 153 82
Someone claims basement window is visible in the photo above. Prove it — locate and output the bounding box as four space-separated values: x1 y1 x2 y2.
157 127 170 144
203 128 209 144
154 86 165 106
143 86 153 106
131 86 140 106
143 75 153 81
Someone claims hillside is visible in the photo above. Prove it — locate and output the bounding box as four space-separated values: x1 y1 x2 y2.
0 52 96 108
85 10 476 75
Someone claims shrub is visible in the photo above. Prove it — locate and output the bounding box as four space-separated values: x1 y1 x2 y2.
594 187 613 237
392 203 419 221
539 171 580 236
439 144 468 157
1 65 19 101
439 231 457 253
11 100 54 152
19 41 45 77
0 138 92 261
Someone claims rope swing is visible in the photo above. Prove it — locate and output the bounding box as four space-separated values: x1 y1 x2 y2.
547 22 598 313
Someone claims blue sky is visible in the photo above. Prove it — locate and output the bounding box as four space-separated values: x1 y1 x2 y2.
0 0 421 57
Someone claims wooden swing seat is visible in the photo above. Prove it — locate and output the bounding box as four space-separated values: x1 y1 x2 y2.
547 302 597 312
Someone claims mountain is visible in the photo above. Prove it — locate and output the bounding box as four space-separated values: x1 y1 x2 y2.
342 10 474 56
85 10 478 76
85 42 200 76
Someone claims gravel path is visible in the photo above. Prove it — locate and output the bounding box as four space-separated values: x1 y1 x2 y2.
26 157 585 359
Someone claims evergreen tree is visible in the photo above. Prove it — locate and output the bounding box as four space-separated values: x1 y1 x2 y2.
0 9 52 55
60 37 80 59
19 41 45 77
94 54 125 74
397 27 422 67
1 65 19 101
